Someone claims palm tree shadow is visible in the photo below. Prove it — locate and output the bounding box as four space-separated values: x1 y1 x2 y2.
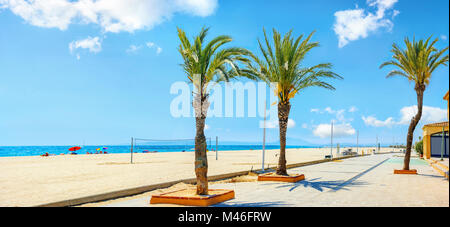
213 201 291 207
272 177 369 192
418 173 449 180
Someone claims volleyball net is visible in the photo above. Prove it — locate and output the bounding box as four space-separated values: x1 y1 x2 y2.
131 137 215 154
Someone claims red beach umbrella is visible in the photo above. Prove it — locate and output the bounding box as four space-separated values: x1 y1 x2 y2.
69 146 82 152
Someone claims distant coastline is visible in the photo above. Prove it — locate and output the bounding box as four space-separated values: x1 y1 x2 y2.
0 144 393 158
0 145 310 157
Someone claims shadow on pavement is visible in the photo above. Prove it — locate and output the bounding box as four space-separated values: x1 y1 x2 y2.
213 201 291 207
417 173 448 180
273 177 369 192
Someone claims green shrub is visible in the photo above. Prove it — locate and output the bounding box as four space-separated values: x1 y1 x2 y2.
415 140 423 155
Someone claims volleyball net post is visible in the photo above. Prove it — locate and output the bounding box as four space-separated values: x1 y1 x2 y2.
215 136 218 160
129 137 214 164
130 137 134 164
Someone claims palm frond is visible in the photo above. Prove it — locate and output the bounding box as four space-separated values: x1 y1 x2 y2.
244 28 341 103
380 36 449 88
177 27 252 96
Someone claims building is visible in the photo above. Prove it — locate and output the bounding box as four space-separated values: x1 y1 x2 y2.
422 91 449 159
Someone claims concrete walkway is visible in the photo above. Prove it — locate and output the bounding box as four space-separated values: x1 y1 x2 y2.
431 157 449 168
91 154 449 207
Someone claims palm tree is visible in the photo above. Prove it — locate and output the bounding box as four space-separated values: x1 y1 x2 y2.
177 27 250 195
243 29 342 175
380 36 449 170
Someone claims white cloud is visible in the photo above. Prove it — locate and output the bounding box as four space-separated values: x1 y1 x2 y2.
125 41 162 55
288 119 296 128
362 116 396 127
126 44 142 54
441 35 448 41
0 0 218 33
69 36 102 53
313 123 356 138
333 0 398 48
392 9 400 18
397 105 447 125
362 105 447 127
0 0 78 30
264 120 277 129
324 107 335 114
178 0 218 17
146 42 163 55
367 0 397 11
311 107 352 123
69 36 102 58
204 124 210 130
310 106 357 138
349 106 358 113
263 119 296 129
156 47 163 55
336 109 346 122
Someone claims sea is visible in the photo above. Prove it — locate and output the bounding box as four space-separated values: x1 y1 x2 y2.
0 145 314 157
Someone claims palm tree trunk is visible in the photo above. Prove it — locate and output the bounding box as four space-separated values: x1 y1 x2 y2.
194 94 208 195
277 102 291 176
404 86 424 170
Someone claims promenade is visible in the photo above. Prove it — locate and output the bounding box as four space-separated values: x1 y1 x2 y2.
88 153 449 207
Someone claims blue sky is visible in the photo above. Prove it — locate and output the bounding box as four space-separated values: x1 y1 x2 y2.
0 0 448 146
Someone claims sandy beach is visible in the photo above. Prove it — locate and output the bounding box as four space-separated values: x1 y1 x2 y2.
0 147 390 206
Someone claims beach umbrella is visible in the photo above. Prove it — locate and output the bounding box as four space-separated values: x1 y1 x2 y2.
69 146 81 152
96 147 107 154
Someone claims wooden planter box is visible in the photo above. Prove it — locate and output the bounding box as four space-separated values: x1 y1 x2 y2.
258 173 305 183
150 189 234 206
394 169 418 175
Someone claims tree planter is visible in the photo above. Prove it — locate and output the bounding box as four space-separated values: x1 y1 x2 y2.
258 173 305 183
394 169 418 175
150 189 234 206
